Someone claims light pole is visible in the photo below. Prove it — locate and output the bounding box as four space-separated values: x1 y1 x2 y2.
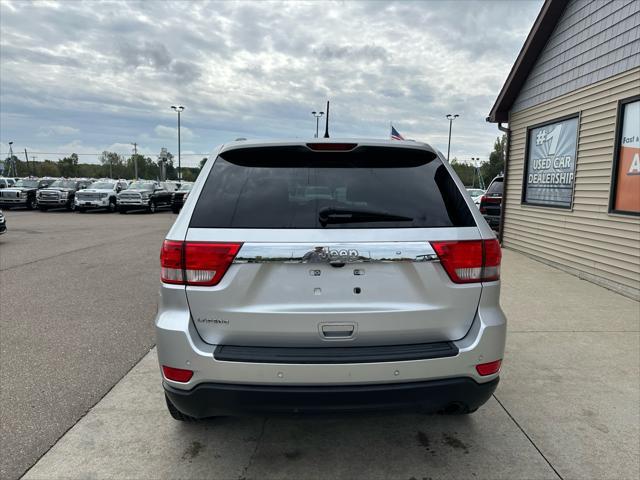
8 141 15 177
158 148 168 181
311 111 324 138
131 142 138 180
171 105 184 183
446 114 459 162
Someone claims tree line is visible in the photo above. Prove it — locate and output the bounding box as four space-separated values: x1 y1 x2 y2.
3 135 507 188
2 151 206 182
450 134 506 188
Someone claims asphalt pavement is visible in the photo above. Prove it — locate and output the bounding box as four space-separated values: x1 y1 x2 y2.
0 208 175 480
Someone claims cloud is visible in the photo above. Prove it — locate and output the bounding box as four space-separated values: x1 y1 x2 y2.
154 125 196 140
313 44 389 62
118 41 172 69
38 125 80 136
116 40 201 83
0 0 544 164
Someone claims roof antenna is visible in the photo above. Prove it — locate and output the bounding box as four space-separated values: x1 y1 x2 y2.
323 100 330 138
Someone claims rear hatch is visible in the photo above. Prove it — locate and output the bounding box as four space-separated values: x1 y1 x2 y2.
182 144 484 347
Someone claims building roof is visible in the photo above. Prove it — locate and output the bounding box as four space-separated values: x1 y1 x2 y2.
487 0 569 123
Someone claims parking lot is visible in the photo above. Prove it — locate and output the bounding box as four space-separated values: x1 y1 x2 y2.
1 209 638 480
0 209 175 479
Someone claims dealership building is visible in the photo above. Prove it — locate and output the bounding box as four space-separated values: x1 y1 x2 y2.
488 0 639 299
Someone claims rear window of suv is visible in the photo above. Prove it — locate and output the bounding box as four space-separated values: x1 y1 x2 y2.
486 178 504 195
190 145 476 229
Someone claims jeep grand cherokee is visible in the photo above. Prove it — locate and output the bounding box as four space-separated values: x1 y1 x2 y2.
156 139 506 420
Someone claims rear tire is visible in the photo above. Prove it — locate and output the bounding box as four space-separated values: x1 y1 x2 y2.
107 198 117 213
148 201 157 214
67 201 75 211
165 394 198 422
26 197 36 210
439 403 478 415
172 206 180 214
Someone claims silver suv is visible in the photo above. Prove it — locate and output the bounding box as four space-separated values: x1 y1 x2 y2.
156 140 506 421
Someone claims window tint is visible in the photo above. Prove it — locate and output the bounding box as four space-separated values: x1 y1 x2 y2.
190 145 476 229
486 178 503 195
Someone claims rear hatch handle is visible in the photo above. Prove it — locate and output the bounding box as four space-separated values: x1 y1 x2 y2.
320 323 356 340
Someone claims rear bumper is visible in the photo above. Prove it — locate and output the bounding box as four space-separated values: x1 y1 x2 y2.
165 377 499 418
156 281 506 391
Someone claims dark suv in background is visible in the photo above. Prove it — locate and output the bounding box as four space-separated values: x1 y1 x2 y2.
171 182 193 213
479 176 503 231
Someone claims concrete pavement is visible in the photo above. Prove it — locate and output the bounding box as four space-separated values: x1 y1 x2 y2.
20 249 640 479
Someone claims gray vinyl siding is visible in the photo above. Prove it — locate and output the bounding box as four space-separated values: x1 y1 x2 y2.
504 67 640 300
512 0 640 113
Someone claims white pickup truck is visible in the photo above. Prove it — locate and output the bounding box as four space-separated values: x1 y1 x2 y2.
75 180 128 213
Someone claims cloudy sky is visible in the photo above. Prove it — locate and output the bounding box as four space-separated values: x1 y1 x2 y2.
0 0 542 167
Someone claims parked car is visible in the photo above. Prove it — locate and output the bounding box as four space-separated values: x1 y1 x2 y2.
479 176 504 231
0 177 16 189
466 188 485 207
0 209 6 234
171 182 193 213
0 178 54 210
157 139 505 421
117 181 175 213
37 179 93 211
75 180 128 213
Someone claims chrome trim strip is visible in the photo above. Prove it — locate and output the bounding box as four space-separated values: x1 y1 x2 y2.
234 242 439 264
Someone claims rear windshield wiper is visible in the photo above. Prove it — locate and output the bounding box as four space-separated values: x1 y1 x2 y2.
318 207 413 227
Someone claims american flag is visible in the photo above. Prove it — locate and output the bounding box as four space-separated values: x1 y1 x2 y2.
390 125 405 141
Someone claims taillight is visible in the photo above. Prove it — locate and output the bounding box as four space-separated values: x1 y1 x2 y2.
479 196 487 213
476 359 502 376
184 242 242 286
162 365 193 382
482 239 501 281
430 239 501 283
160 240 242 286
160 240 184 284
